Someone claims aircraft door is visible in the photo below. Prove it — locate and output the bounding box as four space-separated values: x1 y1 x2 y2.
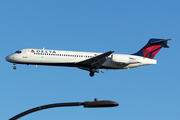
22 50 27 58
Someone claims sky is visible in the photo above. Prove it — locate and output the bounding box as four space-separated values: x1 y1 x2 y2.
1 0 180 120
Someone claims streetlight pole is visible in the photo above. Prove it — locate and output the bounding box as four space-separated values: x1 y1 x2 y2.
9 98 118 120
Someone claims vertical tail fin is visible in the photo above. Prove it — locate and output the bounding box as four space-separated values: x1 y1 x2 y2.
133 38 173 59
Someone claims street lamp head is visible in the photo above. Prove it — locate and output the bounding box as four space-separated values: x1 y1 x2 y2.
83 99 119 108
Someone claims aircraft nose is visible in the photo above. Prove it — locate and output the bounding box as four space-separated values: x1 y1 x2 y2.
5 55 10 62
5 55 14 63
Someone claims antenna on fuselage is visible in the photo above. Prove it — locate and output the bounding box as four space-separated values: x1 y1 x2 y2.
43 47 45 50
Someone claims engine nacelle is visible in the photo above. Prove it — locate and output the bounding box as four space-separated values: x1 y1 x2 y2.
111 54 138 64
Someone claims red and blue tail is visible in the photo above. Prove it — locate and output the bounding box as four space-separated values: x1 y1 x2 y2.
133 38 173 59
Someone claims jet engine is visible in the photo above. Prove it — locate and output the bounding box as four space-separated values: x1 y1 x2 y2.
111 54 138 64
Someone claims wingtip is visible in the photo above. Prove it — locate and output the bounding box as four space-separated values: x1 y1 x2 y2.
168 38 174 41
108 51 115 53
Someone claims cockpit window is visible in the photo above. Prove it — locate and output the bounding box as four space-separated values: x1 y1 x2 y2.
15 51 22 53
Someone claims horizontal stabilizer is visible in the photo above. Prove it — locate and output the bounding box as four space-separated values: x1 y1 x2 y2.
150 38 174 46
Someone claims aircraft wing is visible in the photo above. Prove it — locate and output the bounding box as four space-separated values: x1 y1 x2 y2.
76 51 114 69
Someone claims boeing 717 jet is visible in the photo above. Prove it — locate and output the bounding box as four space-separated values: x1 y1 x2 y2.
6 38 173 77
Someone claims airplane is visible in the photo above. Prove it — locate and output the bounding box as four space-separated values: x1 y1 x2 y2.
5 38 173 77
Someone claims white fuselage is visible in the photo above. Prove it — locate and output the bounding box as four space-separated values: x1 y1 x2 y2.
6 49 157 70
